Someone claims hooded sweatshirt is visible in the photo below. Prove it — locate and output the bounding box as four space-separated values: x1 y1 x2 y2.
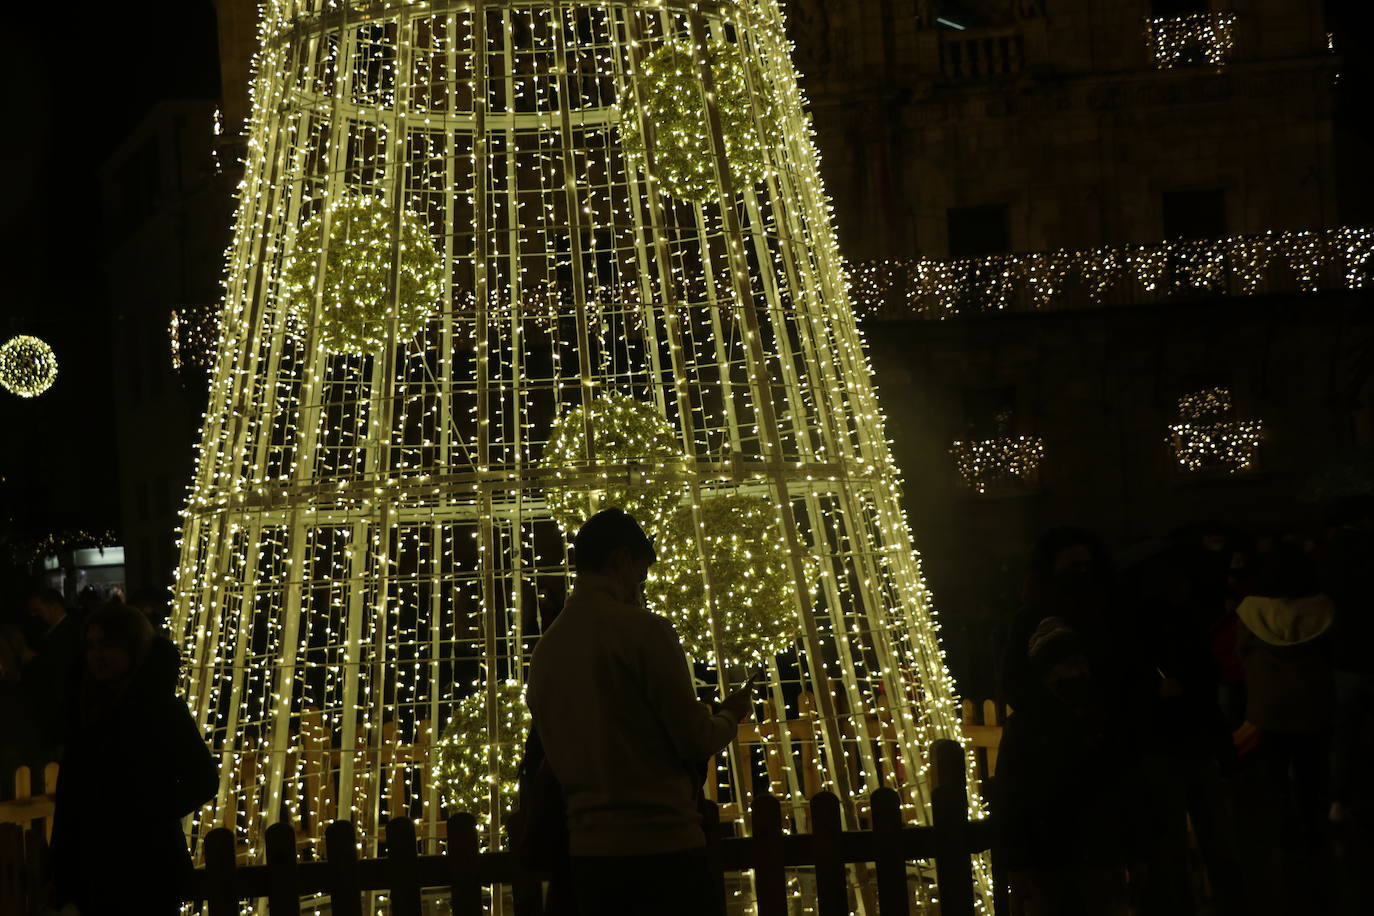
1235 594 1335 734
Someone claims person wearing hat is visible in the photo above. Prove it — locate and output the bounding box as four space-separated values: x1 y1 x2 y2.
996 617 1140 916
527 508 756 915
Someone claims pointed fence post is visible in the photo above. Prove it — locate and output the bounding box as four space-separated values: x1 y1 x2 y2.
871 787 910 915
447 813 482 916
751 792 786 916
809 792 847 916
324 820 363 916
203 826 238 916
931 739 975 916
386 817 422 916
265 821 301 916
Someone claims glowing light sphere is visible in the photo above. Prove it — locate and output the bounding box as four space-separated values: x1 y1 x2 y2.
543 391 687 536
0 335 58 398
281 194 444 355
621 37 781 202
433 680 531 837
647 494 813 669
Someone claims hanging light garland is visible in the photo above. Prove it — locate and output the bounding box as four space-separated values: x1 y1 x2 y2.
1144 12 1237 71
851 227 1373 319
542 391 687 536
646 494 811 670
1168 386 1263 473
0 335 59 398
169 304 224 372
432 680 531 839
281 194 445 355
621 36 781 202
949 436 1044 494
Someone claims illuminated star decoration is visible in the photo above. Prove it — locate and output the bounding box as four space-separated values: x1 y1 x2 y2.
647 493 813 670
433 679 531 840
0 335 59 398
621 37 781 202
543 391 687 537
281 194 445 355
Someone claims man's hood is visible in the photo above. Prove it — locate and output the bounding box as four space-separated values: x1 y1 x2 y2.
1236 594 1335 646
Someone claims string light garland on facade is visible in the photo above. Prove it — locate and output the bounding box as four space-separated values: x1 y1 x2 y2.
169 4 987 903
281 194 445 355
852 227 1374 319
0 335 59 398
1169 387 1262 473
949 436 1044 494
169 305 224 372
433 680 531 838
621 37 781 202
647 494 813 669
1144 12 1237 71
542 391 686 536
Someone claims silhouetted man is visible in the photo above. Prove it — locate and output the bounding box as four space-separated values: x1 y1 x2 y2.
528 508 754 916
20 588 80 757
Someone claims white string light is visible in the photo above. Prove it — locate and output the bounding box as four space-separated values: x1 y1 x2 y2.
169 4 987 906
852 227 1373 319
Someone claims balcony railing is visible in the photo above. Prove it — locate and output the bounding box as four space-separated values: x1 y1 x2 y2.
850 227 1373 320
938 27 1025 80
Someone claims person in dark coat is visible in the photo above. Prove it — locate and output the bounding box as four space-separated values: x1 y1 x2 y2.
18 587 82 759
49 603 218 915
996 617 1140 916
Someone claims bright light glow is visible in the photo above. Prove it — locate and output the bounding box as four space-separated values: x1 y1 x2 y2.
0 335 58 398
1145 12 1237 71
171 4 985 904
851 227 1374 319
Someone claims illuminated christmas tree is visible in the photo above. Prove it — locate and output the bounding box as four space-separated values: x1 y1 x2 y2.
173 0 981 906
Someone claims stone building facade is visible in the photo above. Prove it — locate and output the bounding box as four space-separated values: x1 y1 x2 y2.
101 0 1369 696
786 0 1369 697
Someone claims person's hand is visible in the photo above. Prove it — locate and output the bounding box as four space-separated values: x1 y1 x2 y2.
721 670 762 723
1158 677 1184 698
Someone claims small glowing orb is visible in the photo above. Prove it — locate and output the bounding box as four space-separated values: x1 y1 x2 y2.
0 335 59 398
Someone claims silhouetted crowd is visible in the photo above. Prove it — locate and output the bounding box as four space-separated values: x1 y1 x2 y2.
0 590 216 915
994 497 1374 916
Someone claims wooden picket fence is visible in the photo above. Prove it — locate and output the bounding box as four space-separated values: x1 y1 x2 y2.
1 740 1005 915
219 694 998 855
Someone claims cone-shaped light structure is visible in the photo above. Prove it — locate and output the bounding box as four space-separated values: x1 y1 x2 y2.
174 0 981 905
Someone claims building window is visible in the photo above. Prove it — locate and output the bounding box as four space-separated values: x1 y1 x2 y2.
947 204 1011 259
1162 188 1226 241
1150 0 1208 16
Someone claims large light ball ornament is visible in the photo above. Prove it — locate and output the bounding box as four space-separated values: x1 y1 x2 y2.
621 37 781 202
433 680 531 835
0 335 59 398
542 391 686 536
281 194 445 355
646 494 812 669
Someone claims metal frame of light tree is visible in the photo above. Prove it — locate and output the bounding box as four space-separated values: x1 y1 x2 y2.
172 0 979 907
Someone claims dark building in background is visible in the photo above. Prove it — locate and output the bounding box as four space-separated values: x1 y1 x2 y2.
94 0 1370 698
100 100 238 596
790 0 1370 697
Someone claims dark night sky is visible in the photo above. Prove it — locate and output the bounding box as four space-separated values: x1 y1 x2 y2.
0 3 219 541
